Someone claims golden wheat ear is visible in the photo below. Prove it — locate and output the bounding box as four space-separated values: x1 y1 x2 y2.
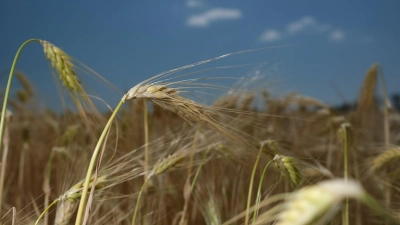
274 179 365 225
40 40 97 119
41 41 82 92
35 175 108 225
372 147 400 172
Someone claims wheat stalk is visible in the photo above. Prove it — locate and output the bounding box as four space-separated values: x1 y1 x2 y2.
0 110 12 217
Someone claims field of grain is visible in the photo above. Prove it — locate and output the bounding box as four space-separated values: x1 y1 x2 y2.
0 40 399 225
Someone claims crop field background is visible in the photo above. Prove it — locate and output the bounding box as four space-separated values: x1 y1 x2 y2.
1 1 400 225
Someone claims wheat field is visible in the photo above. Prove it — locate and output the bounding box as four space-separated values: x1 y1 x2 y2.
0 40 399 225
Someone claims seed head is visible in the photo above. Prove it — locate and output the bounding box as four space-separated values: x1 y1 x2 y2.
274 154 302 187
276 179 364 225
40 40 83 93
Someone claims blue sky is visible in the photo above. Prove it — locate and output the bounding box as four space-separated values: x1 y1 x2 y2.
1 0 399 109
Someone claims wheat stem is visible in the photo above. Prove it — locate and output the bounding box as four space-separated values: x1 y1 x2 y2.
143 101 149 225
190 145 210 191
0 111 11 218
245 144 263 225
35 199 60 225
179 128 200 225
252 159 274 223
75 97 126 225
43 150 56 225
144 101 150 180
341 123 351 225
131 179 149 225
0 39 39 168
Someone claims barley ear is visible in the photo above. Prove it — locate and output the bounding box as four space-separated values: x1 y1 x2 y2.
35 176 107 225
15 71 35 102
40 40 96 119
275 179 365 225
372 147 400 172
41 41 83 93
274 154 302 187
355 64 378 127
148 153 186 179
132 152 187 225
55 200 78 225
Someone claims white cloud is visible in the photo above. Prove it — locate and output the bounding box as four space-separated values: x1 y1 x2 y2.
329 30 345 41
186 8 242 27
287 16 316 34
258 29 281 43
186 0 204 8
257 16 347 44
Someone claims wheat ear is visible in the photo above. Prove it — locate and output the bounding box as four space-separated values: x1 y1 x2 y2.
372 147 400 172
15 71 35 103
132 151 187 225
273 154 302 187
204 198 221 225
125 82 254 146
41 41 83 92
355 64 378 127
275 179 365 225
40 40 97 119
35 176 107 225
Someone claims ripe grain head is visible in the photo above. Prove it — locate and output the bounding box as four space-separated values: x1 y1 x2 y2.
54 175 107 225
372 147 400 172
41 41 83 93
40 40 100 120
275 179 364 225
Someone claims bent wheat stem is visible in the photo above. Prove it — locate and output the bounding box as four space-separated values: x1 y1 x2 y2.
0 39 39 216
0 39 39 156
253 159 274 223
35 199 59 225
75 97 126 225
